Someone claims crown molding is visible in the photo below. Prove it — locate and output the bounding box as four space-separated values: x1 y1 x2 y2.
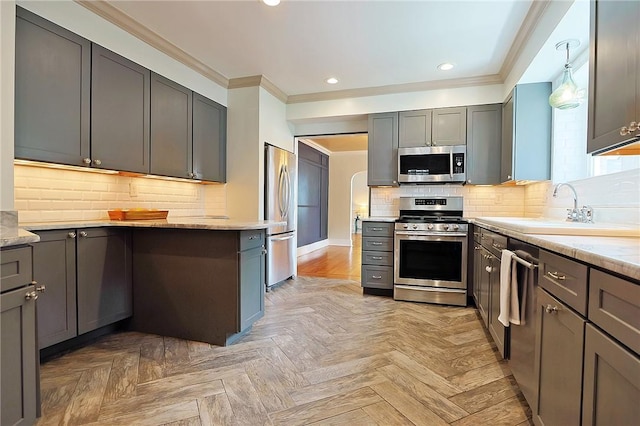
499 0 551 81
75 0 228 88
228 75 289 103
287 74 503 104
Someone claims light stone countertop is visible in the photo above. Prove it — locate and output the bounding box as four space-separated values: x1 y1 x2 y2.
19 217 286 232
1 228 41 248
471 218 640 282
362 217 398 223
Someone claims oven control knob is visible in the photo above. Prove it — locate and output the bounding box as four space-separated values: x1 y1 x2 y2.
403 224 409 229
412 224 418 229
453 224 460 231
443 224 450 230
427 224 434 230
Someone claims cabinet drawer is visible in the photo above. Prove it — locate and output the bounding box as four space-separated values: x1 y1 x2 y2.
589 269 640 354
240 230 265 251
362 250 393 266
361 265 393 289
362 237 393 252
540 250 588 315
1 246 33 293
362 222 394 237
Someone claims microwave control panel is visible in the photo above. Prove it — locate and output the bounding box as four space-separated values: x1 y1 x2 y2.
453 154 465 174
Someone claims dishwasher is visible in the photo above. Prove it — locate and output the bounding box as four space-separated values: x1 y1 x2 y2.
507 238 539 411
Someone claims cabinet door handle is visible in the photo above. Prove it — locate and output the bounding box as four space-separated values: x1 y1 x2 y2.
545 304 560 314
93 159 102 166
79 231 88 238
68 232 76 239
32 281 46 293
485 266 492 273
25 291 38 301
372 275 382 279
547 271 566 281
474 246 481 250
82 158 91 165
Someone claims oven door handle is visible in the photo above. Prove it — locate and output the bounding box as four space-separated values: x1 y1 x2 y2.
450 148 454 179
395 231 468 238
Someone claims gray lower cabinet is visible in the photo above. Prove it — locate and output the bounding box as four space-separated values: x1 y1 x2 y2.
91 44 150 174
31 228 132 346
14 6 91 166
361 222 394 290
132 229 266 346
534 288 585 426
501 83 551 183
466 104 502 185
150 72 193 179
487 250 507 358
399 109 432 147
32 230 77 349
432 107 467 146
76 228 132 335
588 0 640 154
368 113 399 186
193 93 227 182
582 324 640 425
1 246 38 426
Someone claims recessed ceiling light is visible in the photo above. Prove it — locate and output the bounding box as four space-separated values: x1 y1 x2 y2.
326 77 339 84
262 0 280 6
438 63 455 71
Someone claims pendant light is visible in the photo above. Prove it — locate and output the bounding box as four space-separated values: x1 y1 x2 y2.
549 39 584 110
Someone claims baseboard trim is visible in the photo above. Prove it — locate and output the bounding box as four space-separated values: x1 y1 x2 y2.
329 238 352 247
297 239 329 256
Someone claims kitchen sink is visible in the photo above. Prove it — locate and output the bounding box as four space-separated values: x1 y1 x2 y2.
475 217 640 237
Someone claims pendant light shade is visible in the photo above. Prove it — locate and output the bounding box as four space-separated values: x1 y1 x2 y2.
549 40 584 110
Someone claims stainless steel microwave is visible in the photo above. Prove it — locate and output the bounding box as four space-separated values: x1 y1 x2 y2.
397 145 466 184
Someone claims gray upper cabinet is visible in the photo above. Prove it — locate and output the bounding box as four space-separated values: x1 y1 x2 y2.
77 228 132 335
466 104 502 185
91 44 150 174
501 83 551 183
432 107 467 146
399 109 432 147
1 246 38 426
587 0 640 154
193 93 227 182
150 72 193 179
368 112 399 186
33 230 77 349
15 6 90 166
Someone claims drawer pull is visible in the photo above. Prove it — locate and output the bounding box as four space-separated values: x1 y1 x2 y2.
371 256 383 260
545 304 560 314
474 246 481 250
371 227 383 231
547 271 566 281
248 235 260 240
371 242 383 246
485 266 493 273
372 275 382 279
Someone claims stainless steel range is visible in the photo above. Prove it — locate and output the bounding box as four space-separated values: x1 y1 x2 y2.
394 196 468 306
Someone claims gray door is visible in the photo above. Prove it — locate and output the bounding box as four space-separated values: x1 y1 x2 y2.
432 107 467 146
193 93 227 182
368 112 399 186
77 228 132 335
478 247 491 327
466 104 502 185
15 7 90 166
534 289 585 426
587 0 640 153
1 284 37 426
488 254 507 359
92 44 150 173
239 245 265 331
33 230 78 348
399 109 432 147
150 72 193 178
582 324 640 425
297 143 328 247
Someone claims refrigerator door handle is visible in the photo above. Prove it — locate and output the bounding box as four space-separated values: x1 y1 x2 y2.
283 165 291 219
270 234 295 242
278 165 287 218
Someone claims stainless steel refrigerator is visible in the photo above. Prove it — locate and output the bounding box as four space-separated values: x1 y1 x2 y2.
264 143 296 289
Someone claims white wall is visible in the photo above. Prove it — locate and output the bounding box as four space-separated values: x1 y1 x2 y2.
0 0 16 211
351 171 368 233
327 151 367 245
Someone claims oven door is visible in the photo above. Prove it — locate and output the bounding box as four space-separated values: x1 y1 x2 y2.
394 231 467 289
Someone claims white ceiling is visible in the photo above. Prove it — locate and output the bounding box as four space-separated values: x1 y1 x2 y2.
109 0 533 97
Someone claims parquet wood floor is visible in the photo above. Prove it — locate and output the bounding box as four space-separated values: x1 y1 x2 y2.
36 239 532 425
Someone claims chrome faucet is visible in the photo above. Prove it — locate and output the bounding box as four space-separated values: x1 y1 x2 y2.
552 183 593 223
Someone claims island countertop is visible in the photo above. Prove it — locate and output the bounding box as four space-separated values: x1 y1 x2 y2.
19 217 285 232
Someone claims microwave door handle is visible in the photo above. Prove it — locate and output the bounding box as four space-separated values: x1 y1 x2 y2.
450 148 454 179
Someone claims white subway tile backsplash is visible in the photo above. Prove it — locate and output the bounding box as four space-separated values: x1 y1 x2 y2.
14 165 227 221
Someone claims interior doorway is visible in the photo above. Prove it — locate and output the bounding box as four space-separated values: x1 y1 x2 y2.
350 171 368 240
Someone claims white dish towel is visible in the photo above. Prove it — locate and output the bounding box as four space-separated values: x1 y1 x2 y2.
498 249 518 327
